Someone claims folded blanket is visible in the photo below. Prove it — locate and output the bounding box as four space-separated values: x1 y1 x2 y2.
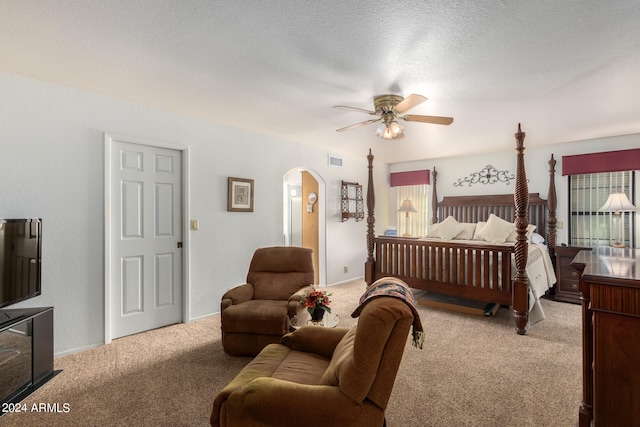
351 277 425 349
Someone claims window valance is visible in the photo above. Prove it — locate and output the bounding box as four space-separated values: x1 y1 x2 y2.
390 170 430 187
562 148 640 176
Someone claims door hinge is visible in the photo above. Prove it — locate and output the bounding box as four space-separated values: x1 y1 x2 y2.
177 242 183 248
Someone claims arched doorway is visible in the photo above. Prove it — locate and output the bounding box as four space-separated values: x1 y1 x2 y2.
283 168 326 285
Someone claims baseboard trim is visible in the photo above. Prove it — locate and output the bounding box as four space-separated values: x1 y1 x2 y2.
326 277 364 287
188 312 219 322
55 342 103 359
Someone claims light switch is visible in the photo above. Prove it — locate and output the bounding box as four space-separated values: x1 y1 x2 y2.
191 219 199 231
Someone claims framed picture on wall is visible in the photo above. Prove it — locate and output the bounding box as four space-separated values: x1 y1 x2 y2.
228 177 254 212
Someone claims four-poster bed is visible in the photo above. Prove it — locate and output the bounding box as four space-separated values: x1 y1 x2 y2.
364 124 558 334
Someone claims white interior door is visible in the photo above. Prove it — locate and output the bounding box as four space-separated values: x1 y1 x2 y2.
108 139 183 339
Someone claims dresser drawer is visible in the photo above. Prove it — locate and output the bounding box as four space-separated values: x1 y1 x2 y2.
558 277 579 294
558 255 578 269
559 267 580 281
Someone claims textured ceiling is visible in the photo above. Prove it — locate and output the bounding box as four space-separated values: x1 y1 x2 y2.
1 1 639 164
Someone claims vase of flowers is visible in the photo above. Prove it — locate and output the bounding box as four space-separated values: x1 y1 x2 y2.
301 286 331 323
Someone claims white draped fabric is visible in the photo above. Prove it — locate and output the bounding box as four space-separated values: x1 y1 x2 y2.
392 184 429 237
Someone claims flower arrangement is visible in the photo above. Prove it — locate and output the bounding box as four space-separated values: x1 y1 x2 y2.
301 286 332 316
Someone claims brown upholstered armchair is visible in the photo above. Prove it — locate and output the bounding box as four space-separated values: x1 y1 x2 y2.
211 295 415 426
220 246 315 356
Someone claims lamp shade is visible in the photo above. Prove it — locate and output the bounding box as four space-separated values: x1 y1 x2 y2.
375 121 404 139
398 199 417 213
599 192 638 212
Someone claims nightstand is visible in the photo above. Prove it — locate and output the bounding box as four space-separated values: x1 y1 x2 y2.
554 245 591 304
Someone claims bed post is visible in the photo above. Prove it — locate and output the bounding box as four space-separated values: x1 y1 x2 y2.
513 124 529 334
547 154 558 263
431 167 438 224
364 149 375 285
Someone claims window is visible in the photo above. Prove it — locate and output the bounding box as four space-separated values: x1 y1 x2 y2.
569 171 635 247
392 184 429 236
390 170 430 237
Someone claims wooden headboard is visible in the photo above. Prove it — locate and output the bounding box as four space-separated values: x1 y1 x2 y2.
434 193 549 240
429 154 558 253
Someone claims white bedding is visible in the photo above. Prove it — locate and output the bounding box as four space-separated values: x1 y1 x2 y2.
525 243 556 325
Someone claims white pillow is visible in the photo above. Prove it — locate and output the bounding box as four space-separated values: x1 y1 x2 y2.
530 232 545 244
472 222 487 240
426 216 464 241
474 214 514 244
426 223 439 238
453 223 477 240
506 224 537 243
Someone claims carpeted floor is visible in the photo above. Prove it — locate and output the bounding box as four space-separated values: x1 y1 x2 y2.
0 279 582 426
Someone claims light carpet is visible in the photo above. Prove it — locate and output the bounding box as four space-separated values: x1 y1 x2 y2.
0 279 582 426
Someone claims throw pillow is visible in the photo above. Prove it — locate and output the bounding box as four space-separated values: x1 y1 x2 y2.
530 232 545 244
426 216 464 241
453 223 477 240
472 222 487 240
474 214 514 244
506 224 537 243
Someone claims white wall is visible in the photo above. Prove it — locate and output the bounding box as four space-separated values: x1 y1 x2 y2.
391 130 640 246
0 71 389 356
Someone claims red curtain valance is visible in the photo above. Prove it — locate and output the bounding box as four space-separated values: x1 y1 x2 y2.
390 170 430 187
562 148 640 176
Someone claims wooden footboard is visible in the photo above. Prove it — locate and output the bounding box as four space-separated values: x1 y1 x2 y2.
373 238 514 306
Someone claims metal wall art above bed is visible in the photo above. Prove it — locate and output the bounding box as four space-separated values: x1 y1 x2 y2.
453 165 515 187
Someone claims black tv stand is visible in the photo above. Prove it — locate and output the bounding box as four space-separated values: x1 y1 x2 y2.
0 311 28 329
0 307 58 414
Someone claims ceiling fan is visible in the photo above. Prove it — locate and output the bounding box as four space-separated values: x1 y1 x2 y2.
333 94 453 140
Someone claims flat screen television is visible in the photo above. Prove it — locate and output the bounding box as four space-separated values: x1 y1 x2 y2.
0 219 42 309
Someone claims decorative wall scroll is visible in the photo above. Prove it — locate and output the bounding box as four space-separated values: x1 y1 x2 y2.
453 165 515 187
227 177 254 212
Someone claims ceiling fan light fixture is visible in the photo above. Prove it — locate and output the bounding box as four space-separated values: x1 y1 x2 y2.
375 121 404 139
336 93 452 138
389 121 403 136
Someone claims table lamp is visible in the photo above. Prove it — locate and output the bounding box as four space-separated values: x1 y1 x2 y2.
398 199 417 236
599 191 638 248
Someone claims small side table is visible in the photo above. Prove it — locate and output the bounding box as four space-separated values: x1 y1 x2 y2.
290 311 340 330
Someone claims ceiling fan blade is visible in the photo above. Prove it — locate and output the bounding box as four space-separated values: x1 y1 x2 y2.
393 94 427 113
333 105 378 115
336 118 382 132
401 114 454 125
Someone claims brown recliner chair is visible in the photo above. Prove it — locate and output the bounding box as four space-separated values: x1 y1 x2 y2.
211 293 416 426
220 246 315 356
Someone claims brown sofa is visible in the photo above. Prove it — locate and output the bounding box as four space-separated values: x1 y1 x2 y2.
220 246 315 356
211 295 414 427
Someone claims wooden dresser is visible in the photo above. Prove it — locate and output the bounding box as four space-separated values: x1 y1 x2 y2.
554 245 591 304
572 247 640 427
